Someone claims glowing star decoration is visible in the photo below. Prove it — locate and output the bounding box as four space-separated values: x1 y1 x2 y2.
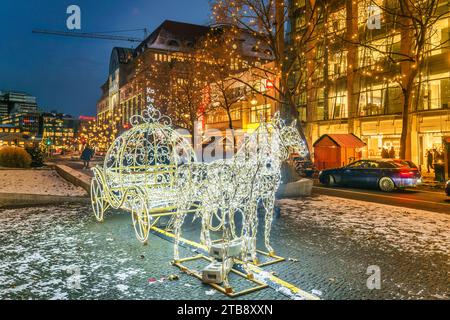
90 104 197 243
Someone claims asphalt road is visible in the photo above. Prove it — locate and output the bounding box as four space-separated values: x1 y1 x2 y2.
313 184 450 214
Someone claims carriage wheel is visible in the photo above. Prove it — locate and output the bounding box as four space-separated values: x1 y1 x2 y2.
131 195 150 244
91 177 106 222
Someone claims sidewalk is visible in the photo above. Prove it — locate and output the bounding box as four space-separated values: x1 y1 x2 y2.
418 172 446 191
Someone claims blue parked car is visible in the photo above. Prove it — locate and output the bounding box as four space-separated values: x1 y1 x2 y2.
319 159 422 192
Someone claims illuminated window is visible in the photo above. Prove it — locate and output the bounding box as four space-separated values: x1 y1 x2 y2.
328 8 346 34
417 73 450 110
359 84 384 116
359 38 386 67
329 90 348 119
428 18 449 55
328 51 347 78
250 104 271 123
358 0 382 27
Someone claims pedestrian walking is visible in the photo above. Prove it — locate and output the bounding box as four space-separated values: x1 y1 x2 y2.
381 147 389 159
81 144 94 169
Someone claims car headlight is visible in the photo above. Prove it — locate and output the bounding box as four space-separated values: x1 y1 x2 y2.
446 180 450 187
319 170 323 176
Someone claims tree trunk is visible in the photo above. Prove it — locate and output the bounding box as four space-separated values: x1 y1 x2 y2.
226 108 233 130
399 88 411 160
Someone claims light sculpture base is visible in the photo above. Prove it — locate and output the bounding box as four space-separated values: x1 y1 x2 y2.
172 254 268 298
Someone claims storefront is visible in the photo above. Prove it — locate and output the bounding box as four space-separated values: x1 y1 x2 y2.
416 113 450 170
359 118 402 159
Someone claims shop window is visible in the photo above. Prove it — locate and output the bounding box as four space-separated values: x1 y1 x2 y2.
250 104 271 123
417 75 450 110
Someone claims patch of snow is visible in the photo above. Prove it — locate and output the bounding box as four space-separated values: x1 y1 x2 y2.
278 196 450 257
0 169 86 196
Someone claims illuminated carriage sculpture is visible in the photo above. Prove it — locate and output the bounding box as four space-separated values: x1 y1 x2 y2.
90 105 308 296
90 107 197 244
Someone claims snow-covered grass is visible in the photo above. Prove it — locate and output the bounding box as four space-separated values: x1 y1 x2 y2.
278 196 450 257
0 169 86 196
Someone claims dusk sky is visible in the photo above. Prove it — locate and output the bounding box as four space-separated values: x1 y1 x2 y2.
0 0 210 117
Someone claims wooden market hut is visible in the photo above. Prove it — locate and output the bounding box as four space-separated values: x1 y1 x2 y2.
313 134 366 170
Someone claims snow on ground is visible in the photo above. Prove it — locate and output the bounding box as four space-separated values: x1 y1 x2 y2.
0 169 86 196
0 197 448 299
278 196 450 257
0 205 147 299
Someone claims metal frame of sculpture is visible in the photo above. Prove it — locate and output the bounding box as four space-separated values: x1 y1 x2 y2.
170 113 307 290
90 107 197 244
91 105 308 295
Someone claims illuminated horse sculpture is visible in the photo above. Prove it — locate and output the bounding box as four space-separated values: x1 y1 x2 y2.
172 113 307 264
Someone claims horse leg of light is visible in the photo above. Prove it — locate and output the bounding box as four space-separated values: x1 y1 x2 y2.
222 257 233 291
200 208 211 247
173 203 187 261
249 203 259 264
228 207 237 239
263 193 276 255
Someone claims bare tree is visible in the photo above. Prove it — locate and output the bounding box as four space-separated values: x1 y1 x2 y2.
210 0 326 154
339 0 449 159
133 50 209 139
197 26 254 130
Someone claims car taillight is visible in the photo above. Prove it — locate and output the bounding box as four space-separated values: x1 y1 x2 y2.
400 169 414 178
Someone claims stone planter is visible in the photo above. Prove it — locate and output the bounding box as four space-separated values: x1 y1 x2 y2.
276 178 313 198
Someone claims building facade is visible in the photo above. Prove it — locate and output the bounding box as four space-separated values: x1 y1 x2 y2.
96 20 211 150
95 20 276 153
0 91 41 147
289 0 450 172
41 113 78 151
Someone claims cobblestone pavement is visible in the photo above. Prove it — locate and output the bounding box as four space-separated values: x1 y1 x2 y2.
0 195 448 300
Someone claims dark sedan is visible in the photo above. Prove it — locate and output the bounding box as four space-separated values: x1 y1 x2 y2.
319 159 422 192
446 180 450 196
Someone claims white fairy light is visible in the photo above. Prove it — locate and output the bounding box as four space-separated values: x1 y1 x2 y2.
91 105 197 243
91 104 307 288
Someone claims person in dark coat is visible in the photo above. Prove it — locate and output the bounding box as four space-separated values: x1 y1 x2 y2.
388 146 396 159
426 149 433 173
381 147 389 159
81 144 94 169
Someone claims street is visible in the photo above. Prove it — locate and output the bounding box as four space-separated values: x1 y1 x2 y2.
313 185 450 214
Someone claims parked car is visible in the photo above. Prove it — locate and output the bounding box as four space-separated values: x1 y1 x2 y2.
446 180 450 196
318 159 422 192
391 159 419 169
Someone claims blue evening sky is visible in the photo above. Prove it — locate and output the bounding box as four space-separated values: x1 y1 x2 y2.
0 0 210 116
